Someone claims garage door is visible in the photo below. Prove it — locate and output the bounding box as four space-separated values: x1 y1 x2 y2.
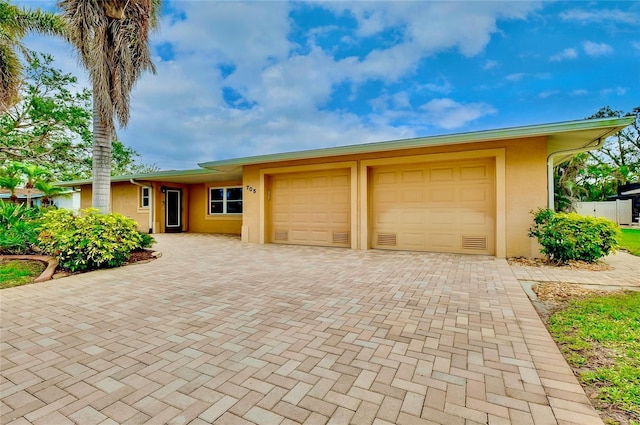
370 158 495 254
269 169 351 247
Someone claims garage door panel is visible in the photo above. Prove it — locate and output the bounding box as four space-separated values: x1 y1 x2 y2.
376 172 397 184
330 192 349 204
376 190 398 203
461 165 490 180
402 170 425 183
461 188 488 202
461 211 491 225
430 189 454 202
401 191 425 203
311 176 328 187
270 169 351 247
401 211 426 224
291 178 308 189
371 158 495 254
402 232 428 245
430 167 455 181
332 175 349 186
429 233 457 248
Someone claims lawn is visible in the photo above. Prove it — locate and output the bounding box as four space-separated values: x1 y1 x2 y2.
0 260 46 289
620 228 640 256
548 291 640 425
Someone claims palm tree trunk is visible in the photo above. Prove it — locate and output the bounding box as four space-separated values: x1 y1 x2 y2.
92 94 112 214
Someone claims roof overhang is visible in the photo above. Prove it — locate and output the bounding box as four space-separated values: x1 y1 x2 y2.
56 168 243 187
199 117 635 170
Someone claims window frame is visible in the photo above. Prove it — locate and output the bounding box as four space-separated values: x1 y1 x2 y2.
140 186 150 208
209 186 243 215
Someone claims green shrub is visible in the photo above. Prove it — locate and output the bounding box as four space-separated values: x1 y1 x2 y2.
138 232 155 250
37 208 154 272
529 208 620 263
0 201 46 254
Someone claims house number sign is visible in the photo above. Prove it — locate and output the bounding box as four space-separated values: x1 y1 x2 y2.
246 185 257 194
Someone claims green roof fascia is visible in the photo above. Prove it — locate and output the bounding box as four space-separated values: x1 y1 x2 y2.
198 116 635 169
55 168 216 187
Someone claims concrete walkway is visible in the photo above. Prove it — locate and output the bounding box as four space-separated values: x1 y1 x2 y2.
510 251 640 289
1 234 608 424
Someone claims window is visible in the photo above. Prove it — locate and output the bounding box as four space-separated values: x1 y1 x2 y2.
209 186 242 214
140 187 150 208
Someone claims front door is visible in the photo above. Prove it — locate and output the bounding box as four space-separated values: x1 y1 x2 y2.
165 188 182 233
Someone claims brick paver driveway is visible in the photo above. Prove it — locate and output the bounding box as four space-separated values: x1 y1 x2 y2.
1 234 602 425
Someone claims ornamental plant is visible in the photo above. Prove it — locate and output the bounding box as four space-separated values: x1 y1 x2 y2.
528 208 620 263
37 208 154 272
0 201 46 254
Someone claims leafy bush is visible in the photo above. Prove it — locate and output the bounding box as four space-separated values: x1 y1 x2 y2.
529 208 620 263
37 208 154 272
0 201 46 254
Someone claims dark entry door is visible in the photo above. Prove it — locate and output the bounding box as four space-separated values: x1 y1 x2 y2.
165 189 182 232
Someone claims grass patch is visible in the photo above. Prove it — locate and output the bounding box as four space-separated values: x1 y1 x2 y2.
548 291 640 423
620 228 640 256
0 260 46 289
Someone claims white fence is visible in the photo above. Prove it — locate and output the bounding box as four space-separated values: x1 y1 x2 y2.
575 200 633 225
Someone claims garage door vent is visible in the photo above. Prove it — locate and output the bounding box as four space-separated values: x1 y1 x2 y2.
462 236 487 250
333 232 349 244
377 233 397 246
274 230 288 241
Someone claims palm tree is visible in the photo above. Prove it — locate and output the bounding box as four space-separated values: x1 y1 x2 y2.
58 0 160 213
0 0 65 112
15 162 50 206
0 161 23 203
35 181 69 206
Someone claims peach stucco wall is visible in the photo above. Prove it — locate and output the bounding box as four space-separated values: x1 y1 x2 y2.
241 136 548 258
79 180 244 235
79 182 151 233
188 181 243 234
76 135 548 257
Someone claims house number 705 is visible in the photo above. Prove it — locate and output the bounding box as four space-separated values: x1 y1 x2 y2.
246 185 257 194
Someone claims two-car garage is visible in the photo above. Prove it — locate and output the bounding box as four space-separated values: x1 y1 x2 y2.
265 157 496 255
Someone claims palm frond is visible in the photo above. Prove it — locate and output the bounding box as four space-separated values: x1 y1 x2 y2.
58 0 159 134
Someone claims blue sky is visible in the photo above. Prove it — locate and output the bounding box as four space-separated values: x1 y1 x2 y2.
19 1 640 170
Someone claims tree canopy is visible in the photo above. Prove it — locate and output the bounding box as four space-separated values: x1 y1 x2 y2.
0 52 158 181
0 0 65 111
554 106 639 211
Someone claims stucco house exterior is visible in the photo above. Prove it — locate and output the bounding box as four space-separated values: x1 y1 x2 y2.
58 117 634 258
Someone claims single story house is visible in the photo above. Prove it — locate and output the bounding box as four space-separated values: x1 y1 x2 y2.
0 188 80 210
58 116 634 258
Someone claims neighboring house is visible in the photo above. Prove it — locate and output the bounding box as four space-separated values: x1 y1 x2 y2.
608 182 640 223
0 188 79 210
50 189 81 213
0 188 45 207
57 117 634 258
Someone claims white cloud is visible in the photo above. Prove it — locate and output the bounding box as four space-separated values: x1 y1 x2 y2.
506 73 525 82
483 60 499 70
321 1 543 81
420 98 496 130
11 0 556 170
550 48 578 62
538 90 560 99
582 41 613 56
560 9 639 25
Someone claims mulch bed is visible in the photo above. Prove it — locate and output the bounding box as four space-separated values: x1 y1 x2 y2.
508 256 612 271
126 249 157 264
532 281 611 302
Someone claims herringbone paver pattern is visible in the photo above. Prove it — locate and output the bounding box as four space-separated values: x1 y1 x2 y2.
1 234 603 424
